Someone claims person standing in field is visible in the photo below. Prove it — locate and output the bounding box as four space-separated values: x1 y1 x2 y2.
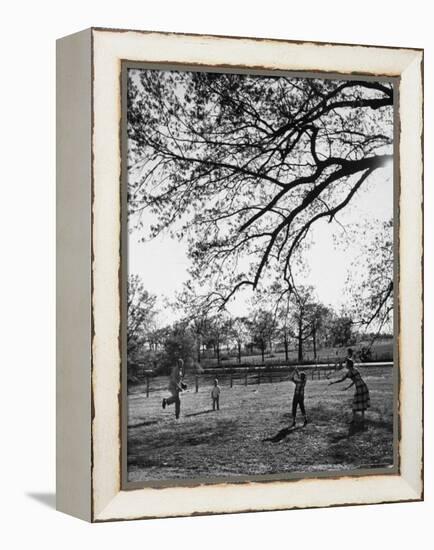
328 348 371 424
211 378 221 411
290 367 308 427
162 358 187 419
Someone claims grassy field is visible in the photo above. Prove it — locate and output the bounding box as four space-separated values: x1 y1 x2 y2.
127 366 394 483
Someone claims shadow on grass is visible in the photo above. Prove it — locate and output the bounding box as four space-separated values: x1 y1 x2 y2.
263 425 301 442
185 410 215 418
365 418 393 431
128 419 160 429
330 417 393 443
329 422 366 442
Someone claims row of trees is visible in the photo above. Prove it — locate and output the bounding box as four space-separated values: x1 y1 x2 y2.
128 275 355 374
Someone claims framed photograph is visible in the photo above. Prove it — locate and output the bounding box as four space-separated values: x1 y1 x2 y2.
56 28 423 522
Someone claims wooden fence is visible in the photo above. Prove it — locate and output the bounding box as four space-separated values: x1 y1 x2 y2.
132 362 393 398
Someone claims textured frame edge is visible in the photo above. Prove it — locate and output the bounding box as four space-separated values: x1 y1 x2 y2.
56 28 93 522
55 28 422 522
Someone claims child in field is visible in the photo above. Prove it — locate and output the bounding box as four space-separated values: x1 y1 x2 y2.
290 367 307 427
162 358 187 419
211 378 221 411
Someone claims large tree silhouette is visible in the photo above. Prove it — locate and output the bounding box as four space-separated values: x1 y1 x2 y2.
127 70 393 315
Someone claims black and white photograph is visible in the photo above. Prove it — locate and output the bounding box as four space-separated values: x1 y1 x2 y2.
125 66 396 485
1 0 429 538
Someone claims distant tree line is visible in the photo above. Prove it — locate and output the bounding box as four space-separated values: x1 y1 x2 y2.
127 275 364 379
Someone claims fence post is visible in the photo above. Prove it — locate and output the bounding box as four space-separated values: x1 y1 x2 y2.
146 375 149 398
245 370 248 386
258 371 261 385
230 368 233 388
195 375 199 393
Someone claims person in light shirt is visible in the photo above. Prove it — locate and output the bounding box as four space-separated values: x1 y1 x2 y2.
211 378 221 411
162 358 187 419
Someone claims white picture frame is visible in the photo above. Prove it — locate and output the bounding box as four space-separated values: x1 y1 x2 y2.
56 27 423 522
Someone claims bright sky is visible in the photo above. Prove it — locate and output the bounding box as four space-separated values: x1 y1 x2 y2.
128 164 393 325
304 164 393 308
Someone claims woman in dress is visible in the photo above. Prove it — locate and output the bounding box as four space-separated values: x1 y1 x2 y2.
329 348 370 424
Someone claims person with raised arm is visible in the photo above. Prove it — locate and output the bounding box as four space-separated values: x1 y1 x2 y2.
329 348 370 424
290 367 308 427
